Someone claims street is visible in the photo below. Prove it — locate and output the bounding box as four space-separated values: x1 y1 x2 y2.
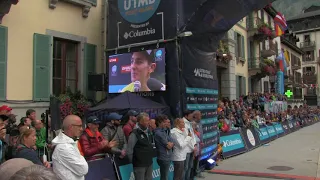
203 122 320 180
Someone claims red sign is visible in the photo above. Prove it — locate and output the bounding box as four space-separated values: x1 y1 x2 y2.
121 65 131 73
109 58 118 63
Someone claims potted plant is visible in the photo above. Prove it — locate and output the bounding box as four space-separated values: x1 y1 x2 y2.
51 88 92 121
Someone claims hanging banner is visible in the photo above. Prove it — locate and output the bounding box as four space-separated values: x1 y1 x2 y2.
264 101 287 113
276 71 284 94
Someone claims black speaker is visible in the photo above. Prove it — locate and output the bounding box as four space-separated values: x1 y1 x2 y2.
88 74 105 91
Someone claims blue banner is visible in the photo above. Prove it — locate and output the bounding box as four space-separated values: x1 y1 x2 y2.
220 130 246 158
256 126 270 144
267 125 277 140
273 122 285 136
281 121 291 135
119 158 174 180
276 71 284 94
85 157 117 180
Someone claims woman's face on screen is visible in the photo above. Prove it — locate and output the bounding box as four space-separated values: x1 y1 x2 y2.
131 52 155 82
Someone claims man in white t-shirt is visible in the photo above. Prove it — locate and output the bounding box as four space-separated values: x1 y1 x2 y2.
182 110 196 180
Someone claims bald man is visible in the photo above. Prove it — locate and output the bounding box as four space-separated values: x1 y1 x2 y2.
52 115 88 180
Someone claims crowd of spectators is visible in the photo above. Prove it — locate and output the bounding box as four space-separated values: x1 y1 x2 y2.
0 92 319 180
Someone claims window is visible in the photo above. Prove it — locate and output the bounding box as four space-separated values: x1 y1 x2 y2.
260 10 264 22
304 35 310 42
236 33 245 58
304 51 314 61
53 39 78 96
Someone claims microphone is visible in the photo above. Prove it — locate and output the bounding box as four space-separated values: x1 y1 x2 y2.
133 81 141 92
147 78 165 91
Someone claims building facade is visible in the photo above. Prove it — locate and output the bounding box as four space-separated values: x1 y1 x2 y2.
281 32 304 107
218 8 282 101
0 0 105 118
287 5 320 106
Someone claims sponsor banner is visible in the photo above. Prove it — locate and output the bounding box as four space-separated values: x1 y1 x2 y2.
220 129 247 158
281 121 291 135
264 101 287 113
241 127 260 151
256 126 270 144
287 120 295 132
266 125 277 140
119 157 174 180
273 122 285 137
85 157 117 180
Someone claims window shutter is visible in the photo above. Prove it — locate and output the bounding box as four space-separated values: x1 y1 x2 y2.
0 26 8 100
248 77 252 93
236 76 240 98
84 43 96 100
241 77 247 96
234 32 238 58
33 34 52 101
241 35 245 58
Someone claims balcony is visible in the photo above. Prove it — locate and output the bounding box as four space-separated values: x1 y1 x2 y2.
247 17 274 42
302 54 316 64
300 41 316 51
49 0 97 18
291 59 301 70
248 57 261 76
261 41 277 58
303 71 317 84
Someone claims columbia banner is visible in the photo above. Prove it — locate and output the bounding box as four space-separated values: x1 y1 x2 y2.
256 125 270 144
220 129 247 158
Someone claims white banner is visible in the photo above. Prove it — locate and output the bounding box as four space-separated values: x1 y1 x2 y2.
264 101 287 113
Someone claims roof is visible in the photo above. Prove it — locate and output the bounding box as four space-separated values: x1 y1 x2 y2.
288 9 320 21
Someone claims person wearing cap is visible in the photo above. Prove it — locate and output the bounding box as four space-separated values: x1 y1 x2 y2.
78 116 117 161
0 115 8 163
123 110 139 140
0 105 12 116
101 112 127 158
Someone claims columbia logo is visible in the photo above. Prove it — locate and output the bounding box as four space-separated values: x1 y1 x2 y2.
124 32 129 39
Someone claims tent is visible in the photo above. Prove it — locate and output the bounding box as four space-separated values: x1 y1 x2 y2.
88 92 170 123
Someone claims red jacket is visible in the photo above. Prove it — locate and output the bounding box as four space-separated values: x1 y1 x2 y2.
123 121 135 140
79 128 108 161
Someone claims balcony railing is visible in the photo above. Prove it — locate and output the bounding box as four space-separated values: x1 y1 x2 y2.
248 57 261 69
303 72 317 84
247 17 265 30
302 55 315 62
300 41 315 49
261 41 277 58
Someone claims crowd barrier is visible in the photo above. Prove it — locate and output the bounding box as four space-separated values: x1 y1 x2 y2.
220 116 320 159
85 116 320 180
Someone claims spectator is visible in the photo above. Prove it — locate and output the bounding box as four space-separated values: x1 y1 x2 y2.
5 128 19 160
18 117 32 130
0 105 12 116
171 118 192 180
52 115 88 180
154 115 173 180
32 120 46 157
0 115 8 163
192 111 204 178
149 119 156 132
182 110 197 180
0 158 33 180
9 164 60 180
26 109 36 122
101 113 127 158
123 110 139 140
13 128 50 168
127 113 154 180
78 116 116 161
